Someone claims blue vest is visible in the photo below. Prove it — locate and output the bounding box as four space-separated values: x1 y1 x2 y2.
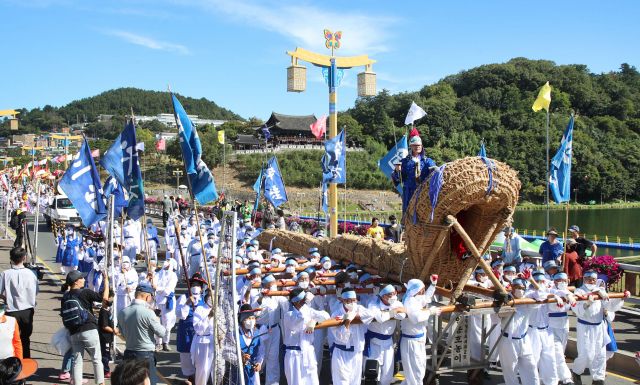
239 329 261 385
176 297 205 353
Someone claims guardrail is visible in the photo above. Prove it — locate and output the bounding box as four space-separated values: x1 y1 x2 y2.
610 263 640 297
515 228 639 249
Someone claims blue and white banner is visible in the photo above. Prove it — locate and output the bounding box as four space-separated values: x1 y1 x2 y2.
378 135 408 193
321 129 346 184
549 116 574 203
103 176 128 218
478 141 487 157
321 182 328 213
100 119 138 190
171 93 219 205
264 156 288 208
59 139 106 227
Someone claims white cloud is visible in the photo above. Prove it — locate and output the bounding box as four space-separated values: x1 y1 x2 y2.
191 0 397 55
104 30 191 55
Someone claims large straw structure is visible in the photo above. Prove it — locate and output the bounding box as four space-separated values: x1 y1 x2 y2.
256 156 520 298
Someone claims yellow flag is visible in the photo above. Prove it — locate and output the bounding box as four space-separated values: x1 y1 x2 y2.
532 81 551 112
217 130 225 144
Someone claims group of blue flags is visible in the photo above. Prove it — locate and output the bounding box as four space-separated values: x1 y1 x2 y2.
60 92 222 228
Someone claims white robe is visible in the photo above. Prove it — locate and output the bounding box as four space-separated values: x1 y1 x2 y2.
191 304 214 385
115 268 138 315
400 294 433 385
256 296 288 385
155 268 178 344
366 298 405 385
282 304 329 385
329 304 374 385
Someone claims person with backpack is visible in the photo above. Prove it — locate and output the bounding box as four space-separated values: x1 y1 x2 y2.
9 206 26 248
62 270 110 385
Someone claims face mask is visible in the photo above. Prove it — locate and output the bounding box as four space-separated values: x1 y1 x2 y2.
298 281 309 289
181 231 186 235
556 282 568 291
513 289 524 299
387 296 397 305
479 276 488 283
344 302 355 312
584 283 596 291
147 224 152 229
504 274 515 282
285 266 295 274
122 262 130 270
243 319 256 330
269 285 277 292
322 262 331 270
208 239 215 246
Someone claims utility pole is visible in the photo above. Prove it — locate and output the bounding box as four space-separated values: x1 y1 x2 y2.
173 169 183 190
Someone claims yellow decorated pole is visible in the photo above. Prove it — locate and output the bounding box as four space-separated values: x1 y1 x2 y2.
286 31 376 238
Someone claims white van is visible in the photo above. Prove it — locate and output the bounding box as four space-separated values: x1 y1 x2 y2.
44 194 82 227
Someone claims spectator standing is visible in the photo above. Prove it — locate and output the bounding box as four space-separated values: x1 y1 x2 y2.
563 239 583 287
366 218 384 240
98 291 116 379
118 283 166 385
501 227 522 266
0 247 38 358
568 225 597 262
539 228 563 265
63 270 109 385
0 303 22 360
384 214 402 243
9 206 26 248
161 195 173 228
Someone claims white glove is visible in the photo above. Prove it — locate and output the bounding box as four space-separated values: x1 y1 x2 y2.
597 288 609 301
304 320 316 334
567 293 577 307
554 295 564 307
429 306 442 316
305 292 314 304
372 286 380 296
389 308 397 318
430 274 439 286
345 309 357 321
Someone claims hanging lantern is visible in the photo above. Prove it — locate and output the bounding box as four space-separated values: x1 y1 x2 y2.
357 67 376 97
287 65 307 92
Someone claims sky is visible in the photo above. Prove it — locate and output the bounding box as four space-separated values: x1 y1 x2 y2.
1 0 639 120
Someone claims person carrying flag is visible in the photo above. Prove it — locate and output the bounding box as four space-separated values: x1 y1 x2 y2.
391 129 436 214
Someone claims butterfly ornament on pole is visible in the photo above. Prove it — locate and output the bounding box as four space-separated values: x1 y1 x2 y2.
324 29 342 56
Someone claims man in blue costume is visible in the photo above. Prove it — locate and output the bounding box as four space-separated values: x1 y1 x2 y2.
391 132 436 214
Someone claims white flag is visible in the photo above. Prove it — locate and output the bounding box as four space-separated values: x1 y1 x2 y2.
404 101 427 125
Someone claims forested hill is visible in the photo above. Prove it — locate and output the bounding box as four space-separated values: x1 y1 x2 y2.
2 87 242 134
340 58 640 202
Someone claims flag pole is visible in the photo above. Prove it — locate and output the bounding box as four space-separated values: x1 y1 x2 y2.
545 108 550 230
343 127 347 234
169 89 214 295
172 218 192 293
562 200 570 272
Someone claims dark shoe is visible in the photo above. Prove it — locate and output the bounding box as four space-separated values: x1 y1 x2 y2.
571 372 582 385
592 380 604 385
162 343 171 352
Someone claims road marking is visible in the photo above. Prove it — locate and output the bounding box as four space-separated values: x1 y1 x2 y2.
607 371 639 382
35 254 65 283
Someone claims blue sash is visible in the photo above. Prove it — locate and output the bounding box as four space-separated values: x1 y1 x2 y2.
363 330 392 357
165 293 175 311
606 320 617 353
577 318 601 326
330 343 355 354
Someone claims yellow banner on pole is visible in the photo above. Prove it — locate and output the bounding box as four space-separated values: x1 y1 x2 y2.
217 130 225 144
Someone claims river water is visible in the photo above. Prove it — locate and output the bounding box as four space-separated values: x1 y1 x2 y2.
513 207 640 258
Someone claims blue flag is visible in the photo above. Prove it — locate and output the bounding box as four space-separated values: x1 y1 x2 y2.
264 156 288 208
378 135 408 193
321 183 328 213
59 139 106 227
100 120 137 189
103 176 128 218
321 129 346 184
252 167 263 214
549 116 574 203
261 125 271 141
171 94 219 205
478 141 487 157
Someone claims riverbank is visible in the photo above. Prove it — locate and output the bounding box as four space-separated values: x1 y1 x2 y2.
516 201 640 210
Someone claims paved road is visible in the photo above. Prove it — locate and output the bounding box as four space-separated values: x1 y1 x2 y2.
5 212 637 385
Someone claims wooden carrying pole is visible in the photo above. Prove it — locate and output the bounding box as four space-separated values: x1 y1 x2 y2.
172 218 192 293
446 215 508 296
313 292 626 329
